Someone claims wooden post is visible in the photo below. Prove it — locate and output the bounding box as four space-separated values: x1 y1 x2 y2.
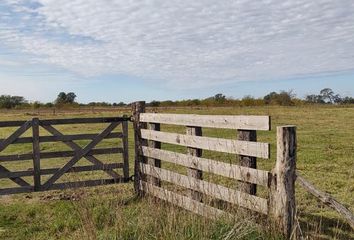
122 118 129 181
270 126 297 239
186 126 203 202
32 118 41 191
147 123 161 186
132 101 146 196
237 130 257 195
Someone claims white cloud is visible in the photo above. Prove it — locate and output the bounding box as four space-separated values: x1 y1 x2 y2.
0 0 354 87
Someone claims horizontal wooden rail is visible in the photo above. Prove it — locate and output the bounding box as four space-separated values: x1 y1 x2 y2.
142 147 269 186
0 178 128 195
141 163 268 214
140 113 271 130
39 117 129 125
0 121 28 128
0 147 123 162
0 163 123 179
0 132 123 144
141 129 270 159
140 181 228 219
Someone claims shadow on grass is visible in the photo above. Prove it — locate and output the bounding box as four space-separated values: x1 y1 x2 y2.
299 212 353 239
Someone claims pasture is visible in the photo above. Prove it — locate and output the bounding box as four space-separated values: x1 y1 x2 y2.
0 105 353 239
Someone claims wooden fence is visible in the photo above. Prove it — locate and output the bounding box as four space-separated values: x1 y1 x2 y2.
0 116 130 195
132 101 297 238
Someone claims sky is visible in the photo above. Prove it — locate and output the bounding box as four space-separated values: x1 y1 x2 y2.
0 0 353 103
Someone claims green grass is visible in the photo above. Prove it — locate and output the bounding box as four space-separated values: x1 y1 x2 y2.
0 105 353 239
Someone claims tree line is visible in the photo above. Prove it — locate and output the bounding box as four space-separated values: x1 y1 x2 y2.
0 88 353 109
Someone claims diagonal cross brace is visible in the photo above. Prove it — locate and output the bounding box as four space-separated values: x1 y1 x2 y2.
41 122 120 190
0 121 32 187
41 124 122 180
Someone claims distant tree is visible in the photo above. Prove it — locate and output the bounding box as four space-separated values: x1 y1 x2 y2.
55 92 77 105
0 95 27 109
263 90 294 106
305 94 324 104
149 100 161 107
66 92 77 104
320 88 335 103
214 93 226 103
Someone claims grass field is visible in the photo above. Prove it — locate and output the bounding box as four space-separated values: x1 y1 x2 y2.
0 105 353 239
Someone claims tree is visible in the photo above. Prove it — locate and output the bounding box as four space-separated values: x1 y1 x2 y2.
0 95 27 109
66 92 77 104
320 88 335 103
55 92 77 105
214 93 226 104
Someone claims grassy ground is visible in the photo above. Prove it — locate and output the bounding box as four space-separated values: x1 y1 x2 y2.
0 105 353 239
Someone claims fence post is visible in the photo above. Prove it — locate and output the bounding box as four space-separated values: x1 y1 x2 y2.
32 118 41 191
132 101 146 196
147 122 161 186
237 130 257 195
186 126 203 202
122 117 129 182
270 126 297 239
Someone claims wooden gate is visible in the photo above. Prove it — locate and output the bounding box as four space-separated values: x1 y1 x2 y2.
0 116 130 195
132 102 297 239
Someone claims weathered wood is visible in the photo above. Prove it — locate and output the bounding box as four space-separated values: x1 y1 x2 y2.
32 118 41 191
147 123 161 186
0 121 31 152
297 173 354 230
122 120 130 180
132 101 146 195
39 117 128 125
186 126 203 202
0 120 28 128
141 163 268 214
0 177 126 195
41 124 122 180
270 126 297 239
140 181 228 219
238 130 257 195
141 147 269 186
0 148 123 162
0 165 30 187
41 122 120 190
141 129 270 159
0 163 123 178
140 113 271 131
0 186 33 195
0 132 123 144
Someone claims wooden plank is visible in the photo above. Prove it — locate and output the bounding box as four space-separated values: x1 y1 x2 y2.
122 120 129 180
32 118 41 191
0 132 123 144
238 130 257 195
140 181 228 219
0 121 31 152
0 147 123 162
0 186 33 195
141 129 270 159
270 126 297 239
0 163 124 179
186 126 203 201
41 122 120 190
142 147 269 186
297 173 354 230
141 163 268 214
147 122 161 186
0 165 31 187
140 113 271 131
41 124 122 180
0 121 27 128
39 117 128 125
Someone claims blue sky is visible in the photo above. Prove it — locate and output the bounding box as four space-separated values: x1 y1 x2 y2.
0 0 353 103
